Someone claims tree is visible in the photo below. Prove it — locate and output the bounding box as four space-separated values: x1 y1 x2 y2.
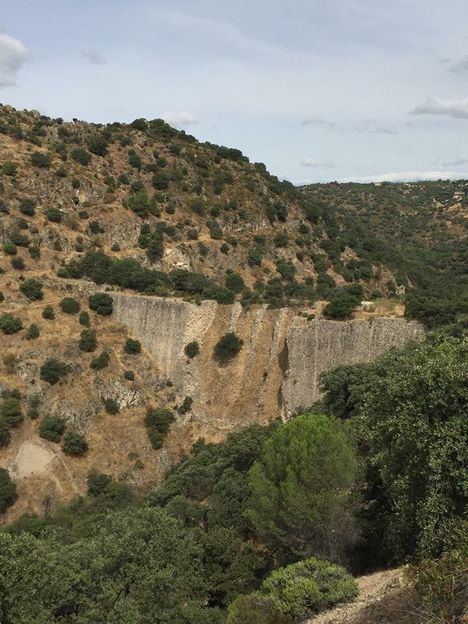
79 329 97 352
124 338 141 354
0 314 23 335
20 279 44 301
26 323 40 340
62 432 88 456
39 416 66 443
0 398 23 428
247 414 358 562
60 297 80 314
0 468 16 514
0 507 222 623
90 350 110 370
356 337 468 561
323 292 359 320
40 358 69 385
88 292 113 316
185 341 200 358
30 151 51 168
214 333 243 364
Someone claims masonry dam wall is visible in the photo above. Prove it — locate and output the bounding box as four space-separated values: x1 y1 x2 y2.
112 295 424 437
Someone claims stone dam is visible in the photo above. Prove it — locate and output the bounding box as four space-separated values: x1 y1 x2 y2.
112 294 424 435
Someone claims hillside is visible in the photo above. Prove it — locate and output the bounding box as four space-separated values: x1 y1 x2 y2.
0 104 463 522
300 181 468 328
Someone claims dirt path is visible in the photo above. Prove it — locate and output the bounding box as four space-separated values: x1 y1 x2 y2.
305 568 420 624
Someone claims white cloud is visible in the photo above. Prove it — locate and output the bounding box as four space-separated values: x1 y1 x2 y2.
0 33 28 88
300 158 334 169
342 170 468 183
351 119 397 135
161 111 198 126
411 97 468 120
82 49 106 65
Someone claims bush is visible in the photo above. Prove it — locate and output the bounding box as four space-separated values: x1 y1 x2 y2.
0 314 23 335
124 370 135 381
30 152 52 168
79 329 97 352
2 161 16 176
407 533 468 624
40 358 69 385
124 338 141 354
42 305 55 320
0 420 11 448
26 323 40 340
71 147 91 165
226 593 293 624
60 297 80 314
19 198 35 216
323 292 359 320
184 341 200 358
89 293 113 316
11 256 24 270
19 279 44 301
3 241 17 255
261 557 358 620
79 311 90 326
103 398 119 415
0 468 16 514
145 408 175 449
225 272 245 294
178 396 193 415
247 414 358 562
87 471 112 496
214 332 243 363
62 432 88 456
0 398 23 427
90 350 110 370
45 207 62 223
39 416 66 443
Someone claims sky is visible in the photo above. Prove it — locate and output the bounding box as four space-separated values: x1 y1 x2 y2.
1 0 468 184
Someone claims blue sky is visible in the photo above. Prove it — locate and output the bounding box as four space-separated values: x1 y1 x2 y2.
1 0 468 183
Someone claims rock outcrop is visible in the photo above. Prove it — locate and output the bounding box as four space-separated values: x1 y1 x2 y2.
112 294 424 431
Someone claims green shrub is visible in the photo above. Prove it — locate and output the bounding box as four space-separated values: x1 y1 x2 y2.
42 305 55 320
87 471 112 496
145 408 175 449
10 256 24 270
226 593 293 624
62 432 88 456
0 314 23 335
2 161 16 176
247 247 262 267
0 398 23 428
261 557 358 620
3 241 17 255
30 152 51 168
20 279 44 301
407 533 468 624
148 428 165 450
90 350 110 370
45 207 62 223
71 147 91 165
39 416 66 443
79 311 90 326
214 332 243 363
178 396 193 415
79 329 97 352
124 370 135 381
40 358 69 385
323 292 359 320
60 297 80 314
124 338 141 354
0 468 16 514
89 293 113 316
103 398 119 415
19 198 36 216
0 420 11 448
25 323 40 340
184 341 200 358
225 271 245 294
